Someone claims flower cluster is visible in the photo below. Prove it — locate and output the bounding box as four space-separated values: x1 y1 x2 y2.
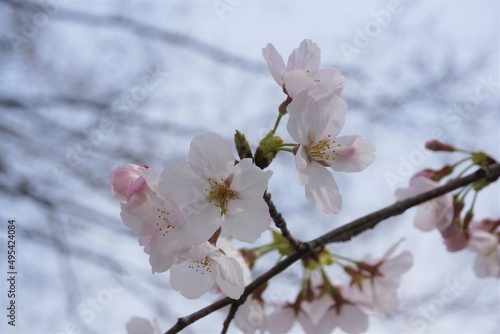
396 140 499 277
232 241 412 334
105 39 485 334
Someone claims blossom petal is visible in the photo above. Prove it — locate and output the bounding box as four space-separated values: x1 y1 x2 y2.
159 162 207 209
315 94 347 140
224 198 271 242
175 204 222 245
230 159 272 200
283 69 316 98
212 253 245 299
170 259 216 299
266 307 295 334
336 304 369 334
262 43 286 86
148 232 184 273
302 161 342 214
188 132 234 179
287 39 321 74
287 91 320 145
309 67 346 99
326 135 375 172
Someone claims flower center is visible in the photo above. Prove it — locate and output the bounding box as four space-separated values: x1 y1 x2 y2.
156 208 174 237
306 135 340 164
206 177 235 214
189 256 212 275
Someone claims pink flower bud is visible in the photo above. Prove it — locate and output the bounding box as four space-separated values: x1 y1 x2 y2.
425 140 456 152
109 164 148 203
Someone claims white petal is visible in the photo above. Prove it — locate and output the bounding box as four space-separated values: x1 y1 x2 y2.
175 204 222 245
315 95 347 140
230 159 272 200
381 251 414 276
302 161 342 214
170 259 217 299
262 43 286 86
287 39 321 73
414 204 442 231
212 253 245 299
301 296 333 326
224 199 271 242
308 67 346 99
327 136 375 172
148 232 183 273
126 317 155 334
188 132 234 179
283 69 316 98
266 307 295 334
336 304 369 334
159 162 207 209
140 168 162 194
216 237 252 285
287 91 320 145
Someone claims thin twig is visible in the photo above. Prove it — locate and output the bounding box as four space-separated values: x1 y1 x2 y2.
165 163 500 334
264 191 301 251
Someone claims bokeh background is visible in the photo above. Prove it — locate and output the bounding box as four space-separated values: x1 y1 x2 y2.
0 0 499 333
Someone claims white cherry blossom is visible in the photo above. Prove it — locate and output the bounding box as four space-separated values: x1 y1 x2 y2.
169 241 245 299
159 132 272 245
262 39 345 99
287 91 375 213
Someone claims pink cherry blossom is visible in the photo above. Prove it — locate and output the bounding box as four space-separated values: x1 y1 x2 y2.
262 39 345 99
169 241 245 299
119 168 190 273
468 228 500 278
110 163 148 203
159 132 272 245
395 175 454 232
286 91 375 213
350 241 413 315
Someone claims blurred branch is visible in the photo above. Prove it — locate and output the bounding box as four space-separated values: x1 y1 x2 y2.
165 162 500 334
1 0 266 73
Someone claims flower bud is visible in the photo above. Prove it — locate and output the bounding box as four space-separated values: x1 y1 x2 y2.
254 131 284 169
425 140 456 152
234 130 253 160
109 164 148 203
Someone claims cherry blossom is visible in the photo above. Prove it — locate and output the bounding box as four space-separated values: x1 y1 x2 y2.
349 241 413 315
287 91 376 213
110 163 148 203
115 167 189 273
468 227 500 278
262 39 345 99
169 241 245 299
395 175 454 232
159 132 272 245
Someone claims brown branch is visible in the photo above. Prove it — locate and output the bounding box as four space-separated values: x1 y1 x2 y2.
165 163 500 334
264 191 302 251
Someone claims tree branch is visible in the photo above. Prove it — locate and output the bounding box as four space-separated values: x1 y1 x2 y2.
264 191 301 251
165 163 500 334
